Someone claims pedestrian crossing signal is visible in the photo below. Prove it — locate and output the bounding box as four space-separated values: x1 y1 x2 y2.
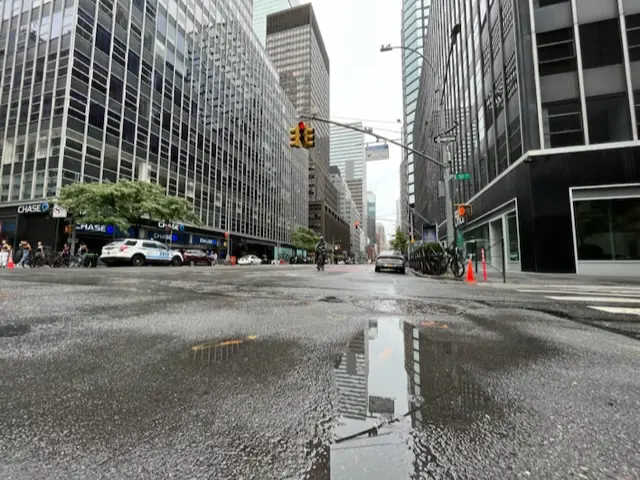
456 204 471 217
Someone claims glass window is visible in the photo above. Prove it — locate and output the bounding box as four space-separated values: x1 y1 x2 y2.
574 198 640 260
506 213 519 261
580 19 623 69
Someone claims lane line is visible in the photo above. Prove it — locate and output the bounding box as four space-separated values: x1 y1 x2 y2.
545 296 640 303
588 306 640 316
518 289 640 297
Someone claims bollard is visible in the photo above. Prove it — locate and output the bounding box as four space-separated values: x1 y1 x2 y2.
481 248 487 282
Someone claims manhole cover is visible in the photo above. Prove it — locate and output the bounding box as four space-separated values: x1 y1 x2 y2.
0 324 31 338
320 296 343 303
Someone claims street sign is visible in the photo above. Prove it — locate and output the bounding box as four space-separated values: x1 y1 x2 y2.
365 143 390 161
453 173 471 180
434 135 456 144
52 204 67 218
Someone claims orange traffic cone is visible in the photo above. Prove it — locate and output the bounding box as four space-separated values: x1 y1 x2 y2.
465 259 476 283
6 254 15 269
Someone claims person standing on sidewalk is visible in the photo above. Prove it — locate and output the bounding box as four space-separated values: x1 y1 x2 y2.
17 240 31 268
0 240 9 268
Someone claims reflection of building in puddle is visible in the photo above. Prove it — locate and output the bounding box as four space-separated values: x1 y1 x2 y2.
368 320 378 340
191 336 257 364
403 323 493 427
334 331 369 420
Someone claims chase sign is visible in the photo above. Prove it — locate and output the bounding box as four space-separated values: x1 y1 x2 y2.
17 202 50 215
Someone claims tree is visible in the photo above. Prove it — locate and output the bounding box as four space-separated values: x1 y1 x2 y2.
291 226 320 252
55 180 200 235
389 227 410 254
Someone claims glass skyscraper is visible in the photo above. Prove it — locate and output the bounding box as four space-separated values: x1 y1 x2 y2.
414 0 640 275
400 0 431 223
0 0 308 249
252 0 299 47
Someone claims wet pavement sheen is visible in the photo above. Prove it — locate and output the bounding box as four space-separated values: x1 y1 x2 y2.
1 265 640 479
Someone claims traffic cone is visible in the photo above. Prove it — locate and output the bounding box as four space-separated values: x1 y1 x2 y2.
465 258 476 283
6 254 15 269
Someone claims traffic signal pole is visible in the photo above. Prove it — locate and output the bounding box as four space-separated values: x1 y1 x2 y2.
299 114 454 244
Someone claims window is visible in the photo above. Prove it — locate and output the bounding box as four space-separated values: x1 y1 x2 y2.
538 0 568 5
627 14 640 62
506 213 519 261
537 28 576 76
88 102 105 129
580 19 623 69
574 198 640 261
127 51 140 75
585 94 632 144
542 100 584 147
95 25 111 55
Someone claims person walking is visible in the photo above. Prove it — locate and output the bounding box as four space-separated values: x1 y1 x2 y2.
17 240 32 268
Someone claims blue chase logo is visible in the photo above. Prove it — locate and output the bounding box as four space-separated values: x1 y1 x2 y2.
17 202 50 214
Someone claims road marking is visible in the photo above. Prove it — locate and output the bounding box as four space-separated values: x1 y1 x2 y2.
588 306 640 316
191 335 256 352
545 296 640 303
518 289 640 297
420 321 448 329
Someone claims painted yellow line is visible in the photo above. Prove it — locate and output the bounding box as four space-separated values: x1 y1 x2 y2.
191 335 257 352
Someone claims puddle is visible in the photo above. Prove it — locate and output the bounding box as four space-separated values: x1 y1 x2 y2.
325 317 502 478
191 335 257 364
319 296 343 303
0 323 31 338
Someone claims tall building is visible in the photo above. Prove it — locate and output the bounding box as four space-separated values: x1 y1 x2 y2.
366 191 376 245
333 331 369 421
400 0 432 235
330 122 367 248
396 198 401 233
329 166 360 255
414 0 640 276
252 0 300 46
0 0 308 256
266 3 344 240
375 223 387 253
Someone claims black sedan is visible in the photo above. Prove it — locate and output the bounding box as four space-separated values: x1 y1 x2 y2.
374 250 406 274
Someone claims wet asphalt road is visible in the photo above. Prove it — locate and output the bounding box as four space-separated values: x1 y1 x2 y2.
1 265 639 479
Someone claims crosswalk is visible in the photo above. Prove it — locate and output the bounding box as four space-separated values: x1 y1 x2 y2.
514 285 640 318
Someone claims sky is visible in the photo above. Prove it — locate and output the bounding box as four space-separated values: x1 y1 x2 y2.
300 0 404 237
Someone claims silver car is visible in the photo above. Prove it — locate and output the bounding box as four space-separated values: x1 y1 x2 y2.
374 250 406 274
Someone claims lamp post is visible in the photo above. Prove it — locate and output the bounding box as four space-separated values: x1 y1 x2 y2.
380 23 461 246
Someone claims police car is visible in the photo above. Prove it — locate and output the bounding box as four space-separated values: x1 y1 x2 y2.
100 239 183 267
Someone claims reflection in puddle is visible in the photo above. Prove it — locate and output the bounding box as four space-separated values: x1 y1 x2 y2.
0 323 31 338
327 318 499 479
191 335 257 364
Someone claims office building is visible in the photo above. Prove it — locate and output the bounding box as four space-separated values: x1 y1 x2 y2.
329 166 361 254
366 191 376 246
330 122 367 248
266 3 343 238
333 331 369 421
253 0 300 46
375 223 387 253
0 0 308 256
400 0 432 236
413 0 640 276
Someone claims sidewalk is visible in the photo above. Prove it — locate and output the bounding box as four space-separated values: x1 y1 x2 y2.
410 266 640 286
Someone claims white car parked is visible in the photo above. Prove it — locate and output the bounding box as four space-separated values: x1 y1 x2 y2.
237 254 262 266
100 239 183 267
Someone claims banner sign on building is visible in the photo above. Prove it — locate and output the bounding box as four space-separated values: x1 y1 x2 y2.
365 143 390 161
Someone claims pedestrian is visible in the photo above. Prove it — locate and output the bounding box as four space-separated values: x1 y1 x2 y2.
0 240 9 267
17 240 31 268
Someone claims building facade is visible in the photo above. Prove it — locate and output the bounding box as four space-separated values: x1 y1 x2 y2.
330 122 367 247
329 165 361 254
414 0 640 275
375 222 387 253
252 0 299 46
0 0 308 256
400 0 432 235
266 3 341 235
366 191 376 246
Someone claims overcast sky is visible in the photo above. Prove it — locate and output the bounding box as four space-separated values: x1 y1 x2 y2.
301 0 403 237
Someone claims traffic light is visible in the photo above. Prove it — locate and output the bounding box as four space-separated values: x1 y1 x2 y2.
456 204 472 217
224 231 229 239
303 126 315 148
289 126 301 148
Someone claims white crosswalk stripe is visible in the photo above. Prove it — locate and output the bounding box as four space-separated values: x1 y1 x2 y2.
514 285 640 318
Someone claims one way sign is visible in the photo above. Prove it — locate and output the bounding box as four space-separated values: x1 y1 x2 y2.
434 135 456 144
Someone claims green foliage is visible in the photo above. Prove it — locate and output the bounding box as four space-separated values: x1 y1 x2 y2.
389 227 410 253
291 226 320 252
55 180 200 232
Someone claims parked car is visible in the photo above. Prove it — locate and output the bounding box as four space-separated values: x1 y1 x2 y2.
182 249 215 266
374 250 406 274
